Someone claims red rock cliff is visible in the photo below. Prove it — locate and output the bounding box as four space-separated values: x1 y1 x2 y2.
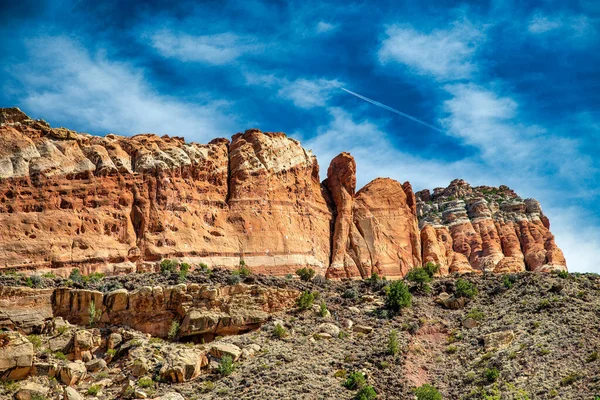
0 108 566 277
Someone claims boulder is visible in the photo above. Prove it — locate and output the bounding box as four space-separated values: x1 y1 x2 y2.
159 348 208 383
484 331 515 351
316 323 340 337
59 361 86 386
353 325 374 334
208 342 242 361
64 386 84 400
85 358 107 372
0 331 33 380
15 382 49 400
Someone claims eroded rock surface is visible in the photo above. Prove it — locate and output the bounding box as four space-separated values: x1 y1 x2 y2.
416 179 566 273
0 108 566 277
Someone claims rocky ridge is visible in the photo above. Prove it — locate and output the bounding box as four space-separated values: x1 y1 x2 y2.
0 107 566 278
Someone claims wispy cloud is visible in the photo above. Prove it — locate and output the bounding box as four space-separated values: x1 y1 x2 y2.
378 21 484 81
316 21 338 34
149 30 260 64
528 13 595 37
15 36 236 140
278 78 343 109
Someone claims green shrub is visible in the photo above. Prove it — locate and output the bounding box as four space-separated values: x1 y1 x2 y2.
465 308 485 321
29 275 42 288
27 334 42 350
405 268 432 292
560 373 581 386
342 288 358 299
137 377 154 388
343 371 366 389
160 259 178 275
586 351 598 363
54 351 67 361
355 385 377 400
69 268 83 283
319 301 329 317
228 271 242 285
503 275 513 289
88 272 105 283
414 384 442 400
557 270 569 279
218 355 235 376
388 329 399 355
87 384 101 395
484 368 499 382
297 291 315 310
106 349 116 357
296 267 316 281
88 300 97 326
238 264 251 278
42 272 56 278
423 262 441 278
455 279 478 299
273 323 287 339
198 263 211 274
168 320 180 340
385 281 412 312
178 262 191 282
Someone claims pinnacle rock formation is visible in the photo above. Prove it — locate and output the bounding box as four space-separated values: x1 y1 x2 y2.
0 108 566 278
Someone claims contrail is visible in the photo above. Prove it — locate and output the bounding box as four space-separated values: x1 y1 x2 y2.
341 87 445 133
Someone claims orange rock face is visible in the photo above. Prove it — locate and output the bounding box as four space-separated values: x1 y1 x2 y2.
0 108 566 277
417 179 567 273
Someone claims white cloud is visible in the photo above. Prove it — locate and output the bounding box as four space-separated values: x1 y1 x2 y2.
243 72 343 109
17 36 236 141
528 14 562 33
278 78 343 109
150 30 259 64
316 21 337 34
378 21 484 81
528 13 595 37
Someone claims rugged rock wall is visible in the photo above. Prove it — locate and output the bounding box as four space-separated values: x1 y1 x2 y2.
417 179 566 273
0 108 566 277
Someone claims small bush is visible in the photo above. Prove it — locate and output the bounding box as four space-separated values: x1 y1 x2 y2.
27 334 42 350
342 288 357 299
178 262 191 281
388 329 399 355
586 351 598 363
168 320 180 340
160 259 178 275
537 299 551 310
227 271 242 285
465 308 485 321
423 262 440 278
273 323 287 339
484 368 499 382
238 264 251 278
42 272 55 278
356 386 377 400
106 349 116 357
88 272 105 283
455 279 478 299
88 300 97 326
319 301 328 317
218 355 235 376
414 384 442 400
296 267 316 281
54 351 67 361
385 281 412 312
137 377 154 388
557 270 569 279
503 275 514 289
69 268 83 283
199 263 212 275
405 268 432 292
297 291 315 310
343 371 366 390
29 275 42 288
87 384 101 395
560 372 581 386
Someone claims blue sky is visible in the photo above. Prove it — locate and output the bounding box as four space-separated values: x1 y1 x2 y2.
1 0 599 272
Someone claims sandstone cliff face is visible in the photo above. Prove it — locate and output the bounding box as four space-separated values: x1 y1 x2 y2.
0 108 566 277
416 179 566 273
0 109 331 277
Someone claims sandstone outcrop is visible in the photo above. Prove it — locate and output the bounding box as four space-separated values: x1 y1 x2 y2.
417 179 566 273
0 108 566 277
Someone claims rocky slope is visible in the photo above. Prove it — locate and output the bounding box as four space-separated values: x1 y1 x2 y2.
0 269 597 399
0 107 566 278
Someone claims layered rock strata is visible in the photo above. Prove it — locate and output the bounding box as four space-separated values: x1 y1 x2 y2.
0 108 566 277
417 179 566 273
